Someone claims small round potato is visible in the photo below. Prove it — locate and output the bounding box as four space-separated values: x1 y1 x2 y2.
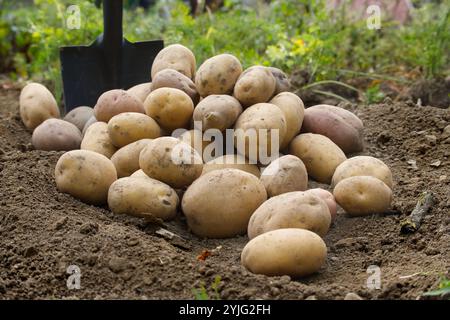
233 66 276 107
81 122 117 158
82 115 97 136
332 156 393 189
127 82 152 103
152 69 199 104
289 133 346 184
108 177 178 220
248 191 331 238
193 95 242 132
260 155 308 197
268 67 291 95
241 228 327 277
151 44 196 80
94 89 145 122
144 87 194 132
202 154 261 177
111 139 153 178
195 54 243 97
55 150 117 205
32 119 82 151
107 112 161 148
182 168 267 238
139 137 203 188
63 106 94 131
305 188 337 221
19 82 60 130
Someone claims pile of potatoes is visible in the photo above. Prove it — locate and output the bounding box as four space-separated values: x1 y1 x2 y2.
19 43 393 279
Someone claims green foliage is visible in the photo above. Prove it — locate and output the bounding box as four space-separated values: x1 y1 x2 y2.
192 275 222 300
365 83 386 104
423 277 450 299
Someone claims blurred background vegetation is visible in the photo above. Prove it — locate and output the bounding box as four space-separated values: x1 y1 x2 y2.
0 0 449 104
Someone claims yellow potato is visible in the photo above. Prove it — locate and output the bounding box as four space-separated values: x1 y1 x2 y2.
110 139 153 178
193 95 242 132
130 169 148 179
55 150 117 205
233 66 276 107
152 69 199 104
94 89 145 122
32 119 82 151
127 82 152 103
202 154 261 177
63 106 94 131
151 44 196 80
81 122 117 158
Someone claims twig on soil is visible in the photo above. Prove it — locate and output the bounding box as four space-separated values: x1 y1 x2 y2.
400 191 434 234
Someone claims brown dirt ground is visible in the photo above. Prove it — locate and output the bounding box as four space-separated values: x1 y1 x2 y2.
0 86 448 300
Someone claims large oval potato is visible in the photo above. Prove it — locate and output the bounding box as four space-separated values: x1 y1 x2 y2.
268 67 291 95
202 154 261 177
152 69 200 105
260 155 308 197
81 122 117 158
195 54 243 97
32 119 82 151
63 106 94 131
302 105 364 154
111 139 153 178
127 82 152 103
55 150 117 205
333 176 392 216
94 89 145 122
248 191 331 238
151 44 196 80
144 87 194 132
139 137 203 188
233 66 276 107
182 168 267 238
289 133 346 184
19 82 60 130
193 95 242 132
107 112 161 148
108 177 178 220
241 228 327 277
332 156 393 189
305 188 338 221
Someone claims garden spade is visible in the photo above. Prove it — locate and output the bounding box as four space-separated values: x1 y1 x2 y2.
60 0 163 112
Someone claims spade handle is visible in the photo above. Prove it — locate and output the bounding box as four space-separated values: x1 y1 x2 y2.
103 0 123 87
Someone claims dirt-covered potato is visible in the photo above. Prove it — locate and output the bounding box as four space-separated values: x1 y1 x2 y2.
269 92 305 150
139 137 203 188
107 112 160 148
81 122 117 158
32 119 82 151
241 228 327 277
182 168 267 238
94 89 145 122
63 106 94 132
332 156 393 189
202 154 261 177
248 191 331 238
302 105 364 154
333 176 392 216
193 95 242 132
234 103 287 163
82 115 97 136
289 133 346 184
151 44 196 80
268 67 291 95
127 82 152 103
260 155 308 197
144 88 194 132
111 139 153 178
55 150 117 205
152 69 199 104
233 66 276 107
305 188 337 221
195 54 243 97
19 82 60 130
107 177 178 220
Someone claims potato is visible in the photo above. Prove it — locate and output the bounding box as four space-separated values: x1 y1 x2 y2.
233 66 276 107
234 103 286 163
127 82 152 103
152 69 199 104
202 154 261 177
241 228 327 277
143 88 194 132
178 129 219 161
193 95 242 132
260 155 308 197
182 168 267 238
94 89 145 122
107 177 178 220
333 176 392 216
107 112 160 148
63 106 94 131
139 137 203 188
55 150 117 205
19 82 60 130
81 122 117 158
32 119 82 151
269 92 305 150
130 169 148 179
111 139 153 178
332 156 393 189
289 133 346 184
195 54 243 97
82 115 97 136
268 67 291 95
302 105 364 154
151 44 196 80
305 188 337 221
